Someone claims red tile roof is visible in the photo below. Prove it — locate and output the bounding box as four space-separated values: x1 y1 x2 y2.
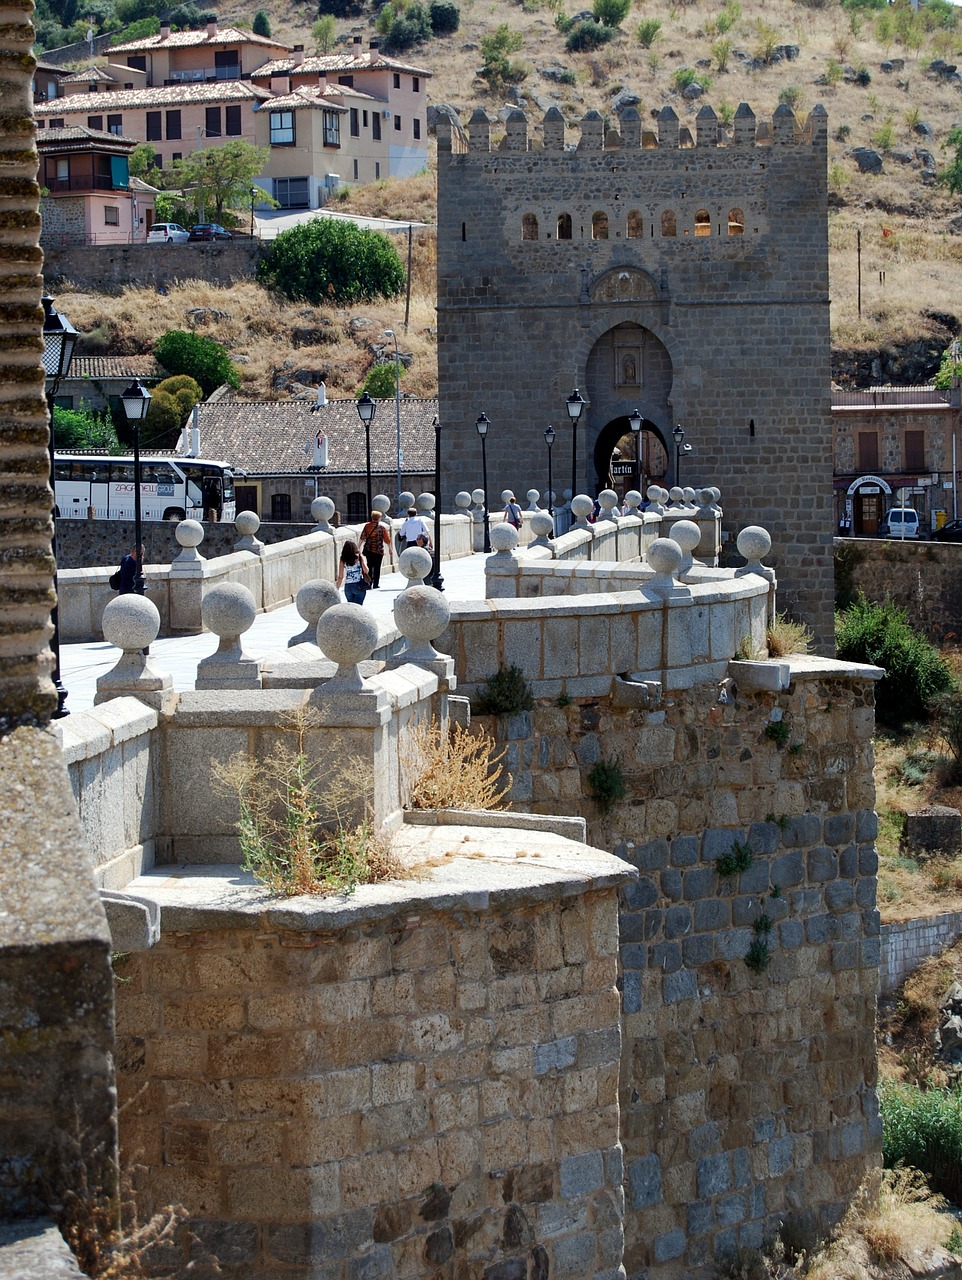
37 125 140 148
36 81 269 114
195 397 438 475
255 84 348 112
108 25 290 53
252 51 432 78
66 355 166 381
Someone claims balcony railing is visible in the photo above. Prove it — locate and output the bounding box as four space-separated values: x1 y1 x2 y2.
166 63 243 82
833 385 958 410
45 175 129 194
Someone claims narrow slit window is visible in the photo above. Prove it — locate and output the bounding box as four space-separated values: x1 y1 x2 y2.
592 211 609 240
557 212 572 240
522 212 538 241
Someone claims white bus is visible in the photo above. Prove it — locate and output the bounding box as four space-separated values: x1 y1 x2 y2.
53 454 237 523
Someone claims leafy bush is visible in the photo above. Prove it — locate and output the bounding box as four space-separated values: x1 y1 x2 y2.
380 2 432 51
312 14 336 49
854 64 872 85
252 8 271 35
362 362 405 398
873 116 897 150
566 18 613 49
592 0 630 27
587 756 627 812
52 406 119 452
671 66 709 90
142 389 183 448
109 14 159 42
637 16 662 45
835 596 953 726
317 0 365 17
880 1080 962 1204
429 0 460 32
154 330 240 396
778 84 803 109
934 341 962 388
258 219 405 306
711 36 731 69
480 24 526 89
474 665 534 716
166 2 216 29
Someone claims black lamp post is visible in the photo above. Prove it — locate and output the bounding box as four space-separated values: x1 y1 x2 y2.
566 386 586 501
430 414 444 591
628 408 643 496
355 390 376 513
42 293 80 718
120 379 152 595
673 423 686 487
544 424 556 517
476 412 491 553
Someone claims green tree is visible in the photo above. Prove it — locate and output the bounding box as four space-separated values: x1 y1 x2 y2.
429 1 460 34
53 406 120 452
934 341 962 388
258 219 405 305
312 14 337 49
592 0 630 27
362 361 405 398
940 124 962 196
381 2 432 51
480 24 525 90
170 140 271 221
252 8 272 34
110 14 160 42
154 331 240 396
142 389 184 448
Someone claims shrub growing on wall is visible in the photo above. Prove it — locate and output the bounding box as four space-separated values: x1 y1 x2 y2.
258 219 405 305
154 330 240 396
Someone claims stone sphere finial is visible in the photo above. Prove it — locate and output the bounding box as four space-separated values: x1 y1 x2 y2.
289 579 340 646
103 593 161 653
176 518 204 549
399 545 433 587
316 602 379 688
623 490 642 513
311 496 336 531
372 493 391 514
455 491 472 512
501 489 514 505
393 585 451 660
646 537 684 595
490 523 519 554
398 490 416 511
668 486 685 506
598 489 619 520
570 494 594 527
737 525 772 566
646 485 667 514
235 510 260 538
202 581 257 639
529 510 554 544
682 487 697 504
471 488 485 506
526 488 540 510
669 519 701 578
416 492 435 514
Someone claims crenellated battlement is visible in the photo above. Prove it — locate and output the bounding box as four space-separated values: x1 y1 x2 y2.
437 100 829 155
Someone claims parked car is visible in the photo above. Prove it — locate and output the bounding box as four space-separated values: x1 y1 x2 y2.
932 518 962 543
879 507 921 539
188 223 233 242
146 222 189 244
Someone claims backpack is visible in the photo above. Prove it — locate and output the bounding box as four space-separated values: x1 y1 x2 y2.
109 569 122 590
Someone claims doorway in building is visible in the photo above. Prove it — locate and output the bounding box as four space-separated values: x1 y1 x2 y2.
592 415 668 499
847 475 891 535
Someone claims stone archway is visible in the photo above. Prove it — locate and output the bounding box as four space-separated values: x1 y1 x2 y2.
592 415 669 497
584 321 674 495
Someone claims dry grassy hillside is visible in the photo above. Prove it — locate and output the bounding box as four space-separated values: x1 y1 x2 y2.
55 0 962 394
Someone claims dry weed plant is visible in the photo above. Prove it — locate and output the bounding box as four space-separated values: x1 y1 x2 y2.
405 717 511 811
766 611 814 657
213 711 404 896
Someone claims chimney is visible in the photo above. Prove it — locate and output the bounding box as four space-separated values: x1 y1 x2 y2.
160 22 170 38
206 17 218 36
353 35 362 47
292 43 304 66
369 38 380 51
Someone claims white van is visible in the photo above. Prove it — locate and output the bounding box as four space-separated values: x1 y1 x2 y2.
879 507 921 539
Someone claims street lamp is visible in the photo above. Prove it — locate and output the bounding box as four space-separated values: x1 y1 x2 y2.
672 422 687 487
430 415 444 592
476 412 491 553
544 424 556 517
383 328 402 505
355 390 376 513
120 379 152 596
42 294 80 719
628 408 643 496
566 386 586 501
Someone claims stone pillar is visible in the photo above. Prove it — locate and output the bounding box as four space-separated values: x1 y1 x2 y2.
95 594 176 713
195 582 263 689
289 579 340 647
485 523 521 597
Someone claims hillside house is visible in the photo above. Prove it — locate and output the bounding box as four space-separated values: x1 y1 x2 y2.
38 126 157 245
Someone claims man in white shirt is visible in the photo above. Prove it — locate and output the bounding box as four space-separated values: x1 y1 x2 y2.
398 507 432 550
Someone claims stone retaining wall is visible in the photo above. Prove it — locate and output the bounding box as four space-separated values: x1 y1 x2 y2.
834 536 962 643
880 910 962 993
42 241 267 292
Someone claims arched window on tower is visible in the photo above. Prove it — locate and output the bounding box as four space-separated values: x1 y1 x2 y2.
695 209 711 237
627 210 643 239
522 212 538 241
592 211 609 240
728 207 745 235
557 212 572 240
661 209 676 237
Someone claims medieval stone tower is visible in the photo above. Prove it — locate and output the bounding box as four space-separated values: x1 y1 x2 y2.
436 101 834 647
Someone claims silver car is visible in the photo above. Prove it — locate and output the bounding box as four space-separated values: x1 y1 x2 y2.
146 222 190 244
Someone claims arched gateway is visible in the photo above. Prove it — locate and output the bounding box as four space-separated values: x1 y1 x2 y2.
436 100 835 648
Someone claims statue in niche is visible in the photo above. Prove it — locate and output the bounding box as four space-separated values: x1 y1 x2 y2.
622 354 637 384
615 344 642 388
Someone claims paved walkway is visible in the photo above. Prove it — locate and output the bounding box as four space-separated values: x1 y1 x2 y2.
254 206 430 240
60 552 488 714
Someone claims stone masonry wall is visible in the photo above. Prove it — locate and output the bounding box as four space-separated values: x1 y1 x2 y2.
42 240 267 292
436 107 835 651
116 889 627 1280
477 663 880 1274
835 535 962 643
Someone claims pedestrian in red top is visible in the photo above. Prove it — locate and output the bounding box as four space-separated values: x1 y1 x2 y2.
359 510 393 589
